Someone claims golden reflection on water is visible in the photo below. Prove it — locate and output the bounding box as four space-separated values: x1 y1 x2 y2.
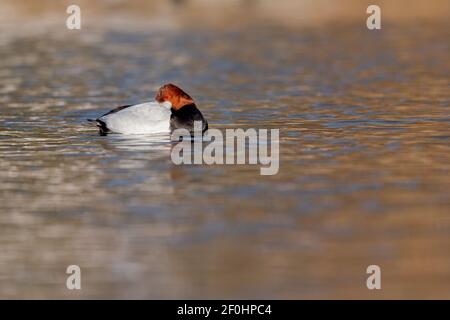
0 1 449 299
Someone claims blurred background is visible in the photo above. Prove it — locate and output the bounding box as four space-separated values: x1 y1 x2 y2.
0 0 449 299
1 0 449 29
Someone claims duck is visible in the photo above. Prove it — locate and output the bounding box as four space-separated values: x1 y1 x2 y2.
88 83 208 135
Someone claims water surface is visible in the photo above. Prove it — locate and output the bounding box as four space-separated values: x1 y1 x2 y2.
0 22 449 298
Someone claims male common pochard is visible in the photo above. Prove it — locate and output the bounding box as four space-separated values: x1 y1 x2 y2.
88 83 208 135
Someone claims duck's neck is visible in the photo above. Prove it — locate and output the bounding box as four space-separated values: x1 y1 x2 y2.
171 103 197 113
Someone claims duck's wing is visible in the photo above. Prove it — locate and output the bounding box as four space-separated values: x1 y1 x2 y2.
100 104 133 117
95 101 171 134
99 102 169 122
86 104 133 135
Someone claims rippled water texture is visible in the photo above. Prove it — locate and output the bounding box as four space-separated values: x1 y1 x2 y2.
0 18 449 298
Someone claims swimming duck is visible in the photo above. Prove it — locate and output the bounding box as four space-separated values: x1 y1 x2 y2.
88 83 208 135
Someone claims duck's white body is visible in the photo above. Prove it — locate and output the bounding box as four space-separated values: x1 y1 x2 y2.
98 101 172 134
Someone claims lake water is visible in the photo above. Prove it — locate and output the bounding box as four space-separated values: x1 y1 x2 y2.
0 21 449 298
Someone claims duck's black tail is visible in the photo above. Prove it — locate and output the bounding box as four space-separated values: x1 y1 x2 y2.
86 119 109 135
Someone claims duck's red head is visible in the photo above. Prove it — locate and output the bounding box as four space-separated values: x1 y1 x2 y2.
155 83 194 110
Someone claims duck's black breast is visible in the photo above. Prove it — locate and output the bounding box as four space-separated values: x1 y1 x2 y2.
170 104 208 134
